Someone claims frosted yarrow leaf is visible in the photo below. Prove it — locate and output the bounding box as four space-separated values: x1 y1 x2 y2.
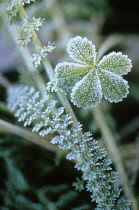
55 36 132 108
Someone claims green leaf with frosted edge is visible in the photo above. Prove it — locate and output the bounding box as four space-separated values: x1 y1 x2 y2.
71 69 102 108
55 36 132 108
55 62 91 90
67 36 96 65
98 52 132 75
98 69 129 102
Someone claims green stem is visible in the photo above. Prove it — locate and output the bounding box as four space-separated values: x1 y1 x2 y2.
0 119 63 154
18 4 55 81
91 105 138 210
3 24 45 94
18 4 79 125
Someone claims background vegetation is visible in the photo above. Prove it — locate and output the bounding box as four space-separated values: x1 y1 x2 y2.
0 0 139 209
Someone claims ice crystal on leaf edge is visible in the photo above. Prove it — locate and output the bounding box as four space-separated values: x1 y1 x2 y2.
55 36 132 109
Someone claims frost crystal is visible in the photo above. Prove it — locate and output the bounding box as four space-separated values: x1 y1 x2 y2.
6 0 36 24
55 36 132 108
31 45 55 68
17 17 44 46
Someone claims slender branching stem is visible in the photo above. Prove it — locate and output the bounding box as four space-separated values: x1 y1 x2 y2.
2 20 45 94
18 4 55 80
91 105 138 210
18 3 79 125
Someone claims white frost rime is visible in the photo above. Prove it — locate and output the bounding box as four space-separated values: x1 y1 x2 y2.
55 36 132 108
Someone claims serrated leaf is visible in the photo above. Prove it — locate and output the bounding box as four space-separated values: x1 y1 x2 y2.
71 69 102 108
98 69 129 102
98 52 132 75
55 62 91 90
67 36 96 65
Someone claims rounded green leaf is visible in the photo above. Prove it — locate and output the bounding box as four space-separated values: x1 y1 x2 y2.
67 36 96 65
98 68 129 102
55 62 91 90
71 69 102 108
98 52 132 75
55 36 132 109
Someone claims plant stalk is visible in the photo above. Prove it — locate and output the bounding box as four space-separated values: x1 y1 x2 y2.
0 119 63 154
18 3 79 125
91 105 138 210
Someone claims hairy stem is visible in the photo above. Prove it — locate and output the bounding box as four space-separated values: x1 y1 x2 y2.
91 105 138 210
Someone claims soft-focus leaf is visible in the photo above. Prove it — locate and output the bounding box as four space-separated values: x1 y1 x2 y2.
98 68 129 102
67 36 96 65
98 52 132 75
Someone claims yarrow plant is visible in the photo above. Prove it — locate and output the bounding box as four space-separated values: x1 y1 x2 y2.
17 17 44 46
7 84 131 210
55 36 132 108
0 0 138 209
6 0 35 24
31 45 55 68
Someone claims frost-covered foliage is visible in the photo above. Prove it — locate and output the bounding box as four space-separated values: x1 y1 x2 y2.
55 36 132 108
2 0 55 70
31 45 55 68
6 0 35 24
7 85 131 210
17 17 44 46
